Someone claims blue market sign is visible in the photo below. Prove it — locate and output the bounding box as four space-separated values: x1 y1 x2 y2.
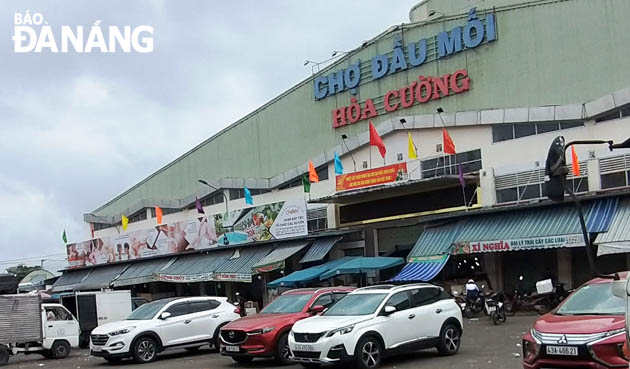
313 8 496 101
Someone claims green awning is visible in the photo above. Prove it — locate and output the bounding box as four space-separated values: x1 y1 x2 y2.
112 257 177 287
267 257 353 288
155 249 233 283
407 223 460 262
318 257 405 280
252 241 310 273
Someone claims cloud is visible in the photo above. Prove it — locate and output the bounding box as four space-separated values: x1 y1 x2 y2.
0 0 420 268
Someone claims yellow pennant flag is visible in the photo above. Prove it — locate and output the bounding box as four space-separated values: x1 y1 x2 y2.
408 132 418 159
121 214 129 231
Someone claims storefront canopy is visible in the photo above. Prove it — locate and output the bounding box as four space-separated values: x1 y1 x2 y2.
299 237 341 264
318 257 404 280
388 255 450 282
408 198 618 258
72 264 129 290
267 257 354 288
252 241 310 273
596 198 630 255
52 268 92 292
112 257 177 287
213 246 272 282
154 249 234 283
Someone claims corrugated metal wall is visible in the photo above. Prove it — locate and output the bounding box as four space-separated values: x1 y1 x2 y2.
0 295 42 344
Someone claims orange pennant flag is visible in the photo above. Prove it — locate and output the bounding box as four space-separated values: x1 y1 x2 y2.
308 160 319 183
155 206 163 224
571 146 580 176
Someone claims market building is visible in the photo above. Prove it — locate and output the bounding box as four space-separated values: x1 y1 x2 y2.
54 0 630 307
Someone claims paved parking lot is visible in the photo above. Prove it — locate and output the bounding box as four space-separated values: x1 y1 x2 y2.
5 315 536 369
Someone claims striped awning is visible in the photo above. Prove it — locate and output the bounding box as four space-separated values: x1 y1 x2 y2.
407 223 460 261
319 257 405 280
155 249 233 283
213 246 272 282
389 255 450 282
52 268 93 292
72 264 130 290
252 241 310 273
112 257 177 287
596 198 630 255
300 237 341 263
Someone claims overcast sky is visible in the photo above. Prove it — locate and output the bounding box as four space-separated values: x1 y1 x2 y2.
0 0 421 273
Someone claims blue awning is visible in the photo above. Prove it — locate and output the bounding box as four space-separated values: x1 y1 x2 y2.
319 257 405 280
587 197 618 233
388 255 450 282
267 257 353 288
300 237 341 264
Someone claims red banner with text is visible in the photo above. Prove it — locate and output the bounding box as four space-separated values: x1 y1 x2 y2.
336 163 407 192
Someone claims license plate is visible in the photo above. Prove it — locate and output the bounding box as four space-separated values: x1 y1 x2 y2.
546 345 578 356
487 306 496 312
293 344 314 351
92 346 102 352
224 345 239 352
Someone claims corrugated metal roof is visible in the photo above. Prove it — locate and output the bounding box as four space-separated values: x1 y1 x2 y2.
112 257 176 287
159 249 233 276
596 199 630 250
300 237 341 263
319 257 405 280
214 246 272 275
73 264 130 290
252 241 310 272
407 223 461 259
388 256 450 282
52 268 92 292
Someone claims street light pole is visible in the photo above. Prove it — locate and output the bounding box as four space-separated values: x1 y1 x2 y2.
198 179 231 245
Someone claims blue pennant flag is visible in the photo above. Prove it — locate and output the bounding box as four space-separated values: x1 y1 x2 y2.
244 186 253 205
334 152 344 175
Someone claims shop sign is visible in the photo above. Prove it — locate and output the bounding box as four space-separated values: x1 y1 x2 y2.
155 272 214 283
407 254 448 263
452 234 584 254
314 8 495 101
213 273 252 283
336 163 407 192
66 199 308 269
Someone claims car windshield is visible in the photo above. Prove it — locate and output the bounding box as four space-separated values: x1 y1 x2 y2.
127 299 172 320
555 282 624 316
324 293 387 316
261 294 313 314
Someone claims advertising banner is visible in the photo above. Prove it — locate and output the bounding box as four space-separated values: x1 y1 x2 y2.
451 234 584 254
335 163 407 192
67 200 307 269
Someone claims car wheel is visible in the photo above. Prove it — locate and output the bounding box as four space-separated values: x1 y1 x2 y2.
437 324 461 356
132 337 158 364
232 356 253 363
51 341 71 359
104 357 123 363
275 333 292 365
354 336 383 369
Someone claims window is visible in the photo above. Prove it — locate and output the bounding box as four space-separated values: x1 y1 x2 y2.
46 307 72 321
514 123 536 139
278 177 302 190
229 188 245 200
201 192 224 207
595 110 622 123
496 188 518 203
492 124 513 142
150 207 179 217
421 149 482 179
308 218 327 233
560 121 584 129
316 166 329 181
128 211 147 224
189 300 219 313
410 288 441 307
166 302 190 317
384 291 411 311
332 292 349 302
601 172 627 189
536 122 559 134
518 184 541 200
92 223 111 231
495 167 587 205
312 294 334 309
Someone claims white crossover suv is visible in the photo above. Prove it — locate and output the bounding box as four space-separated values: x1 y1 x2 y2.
90 296 240 364
288 284 463 369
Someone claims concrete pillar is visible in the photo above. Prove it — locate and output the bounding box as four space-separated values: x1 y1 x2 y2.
479 168 496 207
482 253 502 291
327 204 338 229
587 157 601 191
557 248 572 289
364 227 379 257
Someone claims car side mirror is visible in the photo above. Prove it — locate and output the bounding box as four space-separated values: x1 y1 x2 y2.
383 306 396 315
612 279 629 299
160 312 172 320
309 305 325 314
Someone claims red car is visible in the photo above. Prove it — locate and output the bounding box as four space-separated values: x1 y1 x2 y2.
522 274 628 369
219 287 355 364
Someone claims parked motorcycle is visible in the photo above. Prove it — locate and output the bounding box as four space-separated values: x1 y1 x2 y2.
505 276 572 315
485 291 507 325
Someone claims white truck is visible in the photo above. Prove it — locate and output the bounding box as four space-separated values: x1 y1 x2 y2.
60 290 133 347
0 294 80 366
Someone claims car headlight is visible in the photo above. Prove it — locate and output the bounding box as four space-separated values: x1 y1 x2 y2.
108 326 136 336
326 325 354 337
247 327 275 335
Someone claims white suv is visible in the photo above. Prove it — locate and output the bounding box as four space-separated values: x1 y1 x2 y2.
90 296 240 364
288 284 463 369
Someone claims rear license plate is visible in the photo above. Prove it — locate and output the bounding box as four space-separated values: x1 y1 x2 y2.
92 346 102 352
294 344 314 351
546 345 578 356
487 306 496 313
224 345 239 352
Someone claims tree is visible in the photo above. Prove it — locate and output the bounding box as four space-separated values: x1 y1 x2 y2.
6 264 41 281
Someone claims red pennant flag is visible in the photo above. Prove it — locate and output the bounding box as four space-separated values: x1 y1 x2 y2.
571 146 580 176
308 160 319 183
369 121 386 158
155 206 163 224
443 128 456 155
